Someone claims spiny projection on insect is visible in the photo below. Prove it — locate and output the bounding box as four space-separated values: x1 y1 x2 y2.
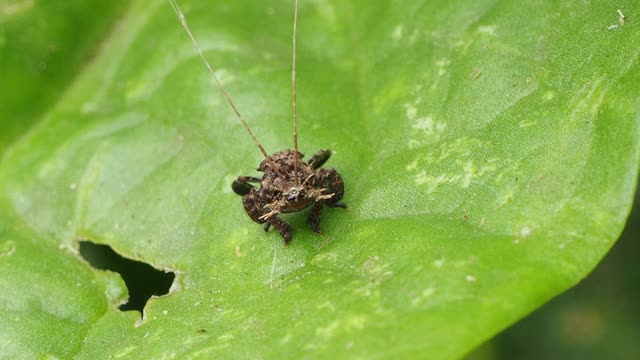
169 0 346 244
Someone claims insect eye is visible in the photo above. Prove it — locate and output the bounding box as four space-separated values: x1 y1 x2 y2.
287 188 302 202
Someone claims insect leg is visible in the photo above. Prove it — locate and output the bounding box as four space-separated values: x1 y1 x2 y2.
315 168 345 206
308 149 332 169
307 168 346 234
239 176 262 183
308 202 323 234
232 176 261 195
267 217 292 244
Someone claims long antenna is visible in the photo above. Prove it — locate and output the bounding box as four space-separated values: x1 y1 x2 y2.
168 0 282 174
292 0 300 186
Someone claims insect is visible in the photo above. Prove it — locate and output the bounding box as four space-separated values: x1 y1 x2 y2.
169 0 346 244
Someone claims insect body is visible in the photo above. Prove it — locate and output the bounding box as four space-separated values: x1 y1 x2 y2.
170 0 346 244
232 149 346 244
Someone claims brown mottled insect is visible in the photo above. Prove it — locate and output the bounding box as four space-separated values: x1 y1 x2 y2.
170 0 346 244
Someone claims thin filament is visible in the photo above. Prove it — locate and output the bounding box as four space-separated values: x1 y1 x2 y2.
168 0 282 175
292 0 300 186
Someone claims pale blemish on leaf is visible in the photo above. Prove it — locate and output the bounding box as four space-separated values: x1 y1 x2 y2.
392 24 404 42
115 345 137 359
494 189 515 209
405 159 418 171
409 28 420 45
308 315 367 350
477 25 497 37
280 333 292 344
217 333 234 342
617 9 625 26
520 226 531 237
435 58 450 76
519 120 537 128
316 0 337 27
568 77 606 123
404 100 447 148
409 138 497 192
354 256 393 297
318 301 336 312
315 320 340 340
269 248 278 289
0 240 16 257
1 0 33 16
493 159 525 185
265 6 275 16
345 315 368 330
465 275 477 283
311 250 338 264
433 257 445 268
542 90 555 102
469 68 483 80
411 286 436 307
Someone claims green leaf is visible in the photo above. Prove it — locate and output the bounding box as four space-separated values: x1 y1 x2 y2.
0 0 128 153
1 0 639 358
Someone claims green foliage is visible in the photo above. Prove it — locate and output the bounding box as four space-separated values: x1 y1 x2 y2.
0 0 638 358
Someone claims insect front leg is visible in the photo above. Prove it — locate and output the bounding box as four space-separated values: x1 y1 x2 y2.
308 202 324 234
316 168 346 207
266 217 292 244
308 149 332 169
231 176 262 195
308 168 347 233
242 189 293 244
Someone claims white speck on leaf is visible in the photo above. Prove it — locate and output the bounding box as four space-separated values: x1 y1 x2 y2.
436 58 450 76
542 91 555 102
478 25 497 36
617 9 625 26
466 275 477 283
411 286 436 305
519 120 537 128
392 24 404 41
405 104 417 119
0 240 17 257
405 159 418 171
1 0 33 16
520 226 532 237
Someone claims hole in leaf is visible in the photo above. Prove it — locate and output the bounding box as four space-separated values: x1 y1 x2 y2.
78 240 175 315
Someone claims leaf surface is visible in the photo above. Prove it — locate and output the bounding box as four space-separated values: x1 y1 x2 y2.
0 0 639 358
